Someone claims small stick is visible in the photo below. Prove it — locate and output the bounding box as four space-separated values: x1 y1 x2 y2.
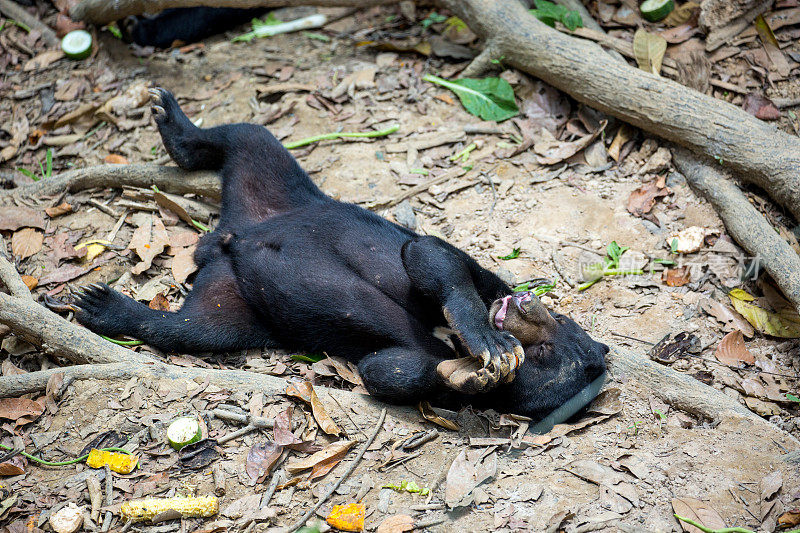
283 124 399 150
212 464 226 496
217 424 257 445
402 429 438 451
410 503 445 512
214 408 276 444
101 465 113 532
415 516 447 529
279 408 387 533
368 165 470 210
87 198 121 218
87 474 103 523
260 470 283 509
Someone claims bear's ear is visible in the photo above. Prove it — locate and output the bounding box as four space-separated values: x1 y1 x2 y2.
491 293 556 345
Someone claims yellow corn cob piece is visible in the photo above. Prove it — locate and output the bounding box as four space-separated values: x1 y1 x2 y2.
120 496 219 522
85 449 138 474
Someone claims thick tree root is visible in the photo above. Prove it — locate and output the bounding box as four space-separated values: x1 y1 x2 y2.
1 164 221 200
0 254 154 365
673 147 800 314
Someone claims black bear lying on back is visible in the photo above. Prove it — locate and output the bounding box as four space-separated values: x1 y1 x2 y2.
67 88 608 421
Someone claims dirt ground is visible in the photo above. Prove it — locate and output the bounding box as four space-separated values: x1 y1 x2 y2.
1 2 800 532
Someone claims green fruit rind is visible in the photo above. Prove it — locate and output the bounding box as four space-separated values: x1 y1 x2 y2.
167 416 202 450
61 30 92 60
640 0 675 22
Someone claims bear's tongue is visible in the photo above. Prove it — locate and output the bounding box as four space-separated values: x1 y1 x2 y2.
494 295 514 330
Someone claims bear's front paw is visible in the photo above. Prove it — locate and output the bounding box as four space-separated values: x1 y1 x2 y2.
437 329 525 394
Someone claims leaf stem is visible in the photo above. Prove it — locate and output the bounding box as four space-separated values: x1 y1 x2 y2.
100 335 144 346
283 124 399 149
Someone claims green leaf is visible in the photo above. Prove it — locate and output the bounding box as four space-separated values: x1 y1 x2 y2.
291 353 326 363
16 168 39 182
232 13 282 42
529 0 582 30
421 12 447 28
728 289 800 338
498 247 520 260
104 23 122 39
45 148 53 178
606 241 629 267
422 74 519 122
786 393 800 403
562 10 584 31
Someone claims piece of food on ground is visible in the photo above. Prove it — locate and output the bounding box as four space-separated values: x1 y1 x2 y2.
120 496 219 522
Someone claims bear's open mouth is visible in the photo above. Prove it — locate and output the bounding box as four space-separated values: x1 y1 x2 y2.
493 291 533 330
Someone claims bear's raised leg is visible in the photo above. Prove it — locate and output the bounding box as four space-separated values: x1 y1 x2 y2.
401 235 524 394
149 87 325 227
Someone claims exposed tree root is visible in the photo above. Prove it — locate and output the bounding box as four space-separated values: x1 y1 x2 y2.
0 164 220 200
0 254 155 365
673 147 800 314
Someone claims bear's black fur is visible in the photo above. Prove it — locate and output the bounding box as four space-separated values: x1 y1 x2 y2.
123 7 267 48
70 88 608 420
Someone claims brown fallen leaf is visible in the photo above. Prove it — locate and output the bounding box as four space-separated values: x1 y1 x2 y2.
627 182 669 219
148 292 170 311
286 439 355 477
662 266 690 287
0 456 26 476
778 509 800 528
245 441 283 485
633 29 667 75
714 330 754 366
377 514 414 533
445 448 497 508
742 93 780 120
12 228 44 259
170 245 197 284
418 401 459 431
533 121 606 165
20 275 37 291
0 206 46 231
38 257 111 286
45 202 73 218
698 297 755 337
0 397 45 422
0 108 29 162
761 471 782 501
104 154 130 164
608 124 634 162
754 14 792 77
95 83 150 126
518 79 570 136
660 24 700 44
285 381 341 435
24 50 65 72
672 497 726 533
128 215 170 275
